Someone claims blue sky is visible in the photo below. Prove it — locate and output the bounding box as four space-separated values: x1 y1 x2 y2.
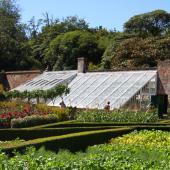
18 0 170 31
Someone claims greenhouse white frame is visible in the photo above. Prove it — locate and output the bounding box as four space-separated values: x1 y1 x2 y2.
13 70 157 110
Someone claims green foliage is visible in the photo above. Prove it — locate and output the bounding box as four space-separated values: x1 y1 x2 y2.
29 120 170 129
28 16 90 69
45 30 104 70
0 126 120 141
102 36 170 69
101 32 136 69
88 62 101 71
114 36 170 69
76 109 158 123
3 84 70 104
0 0 41 71
1 127 132 153
124 10 170 37
48 84 70 105
2 4 170 71
11 113 68 128
1 130 170 169
0 138 24 148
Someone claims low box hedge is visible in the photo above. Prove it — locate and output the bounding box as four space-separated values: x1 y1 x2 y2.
28 120 76 129
136 126 170 131
2 127 135 155
32 121 170 129
0 126 122 141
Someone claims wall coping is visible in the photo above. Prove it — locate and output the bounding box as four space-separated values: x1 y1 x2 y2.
5 70 41 75
88 67 157 73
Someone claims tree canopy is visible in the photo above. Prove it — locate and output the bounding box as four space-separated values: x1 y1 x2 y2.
0 0 41 71
45 30 104 70
0 2 170 72
124 10 170 37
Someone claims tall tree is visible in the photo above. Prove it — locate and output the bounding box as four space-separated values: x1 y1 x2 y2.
0 0 40 71
124 10 170 37
45 30 104 70
101 32 136 69
28 16 90 69
102 36 170 70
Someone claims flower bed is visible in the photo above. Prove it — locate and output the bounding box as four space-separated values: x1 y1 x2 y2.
76 109 159 123
0 102 71 128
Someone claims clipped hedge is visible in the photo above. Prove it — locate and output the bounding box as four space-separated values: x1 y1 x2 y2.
2 127 134 155
0 126 121 141
29 120 76 129
136 126 170 131
11 114 65 128
31 121 170 129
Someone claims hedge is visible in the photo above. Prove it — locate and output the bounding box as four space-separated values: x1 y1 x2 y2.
31 121 170 129
28 120 76 129
2 127 134 155
0 126 122 141
11 114 67 128
136 126 170 131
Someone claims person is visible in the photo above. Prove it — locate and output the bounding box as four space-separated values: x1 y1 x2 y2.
104 101 110 111
60 100 66 108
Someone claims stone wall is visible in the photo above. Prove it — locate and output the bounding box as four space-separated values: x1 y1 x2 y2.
5 70 41 89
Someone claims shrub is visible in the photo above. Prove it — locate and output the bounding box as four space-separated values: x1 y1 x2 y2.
76 109 159 123
35 104 76 119
11 114 62 128
35 104 67 114
0 101 17 109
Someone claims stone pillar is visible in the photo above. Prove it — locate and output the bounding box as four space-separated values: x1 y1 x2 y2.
77 58 87 73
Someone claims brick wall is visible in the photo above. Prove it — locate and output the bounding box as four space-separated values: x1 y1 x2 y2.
157 60 170 104
5 70 41 89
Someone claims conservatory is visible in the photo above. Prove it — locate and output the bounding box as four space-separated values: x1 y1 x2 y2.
48 70 157 110
13 69 157 110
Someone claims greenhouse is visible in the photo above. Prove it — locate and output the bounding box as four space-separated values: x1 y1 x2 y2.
14 70 77 91
48 70 157 110
14 69 157 110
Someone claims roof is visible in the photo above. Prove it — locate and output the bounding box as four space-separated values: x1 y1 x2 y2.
14 70 77 91
49 70 157 109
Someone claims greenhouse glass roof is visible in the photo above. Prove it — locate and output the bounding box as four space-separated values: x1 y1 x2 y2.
14 70 77 91
48 70 157 109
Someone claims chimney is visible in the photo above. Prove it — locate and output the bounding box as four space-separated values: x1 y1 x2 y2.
77 57 87 73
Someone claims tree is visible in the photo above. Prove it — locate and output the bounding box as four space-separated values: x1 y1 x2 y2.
0 0 40 71
101 32 136 69
27 16 43 39
124 10 170 37
103 36 170 70
45 30 104 70
28 16 90 69
47 84 70 106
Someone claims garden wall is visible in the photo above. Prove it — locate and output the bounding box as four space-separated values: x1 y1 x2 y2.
5 70 41 89
157 60 170 105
